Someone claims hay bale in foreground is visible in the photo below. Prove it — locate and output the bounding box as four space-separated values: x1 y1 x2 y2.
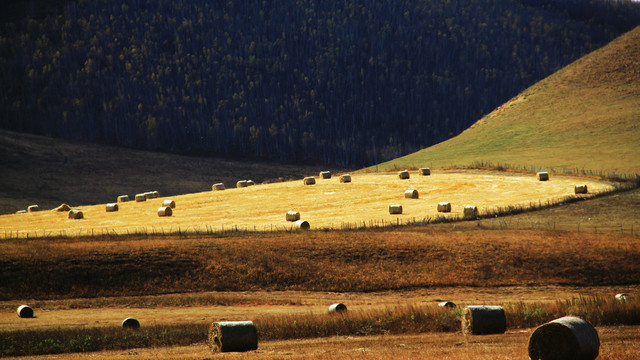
236 180 248 188
420 168 431 175
135 193 146 202
329 303 347 313
404 189 419 199
303 177 316 185
462 305 506 335
27 205 39 212
117 195 130 202
398 170 410 179
212 183 225 191
208 321 258 353
17 305 34 318
615 293 628 303
339 174 352 183
295 220 310 230
537 172 549 181
438 301 456 308
463 205 478 220
320 171 331 179
162 199 176 208
105 203 119 212
157 206 172 217
437 202 452 213
575 184 588 194
528 316 599 360
68 209 84 219
286 211 300 222
53 203 71 212
389 204 403 214
122 317 140 329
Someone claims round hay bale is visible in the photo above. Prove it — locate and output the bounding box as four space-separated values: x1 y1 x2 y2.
528 316 599 360
463 205 478 220
303 177 316 185
404 189 419 199
438 301 456 308
68 209 84 219
144 191 154 200
106 203 119 212
294 220 310 230
117 195 130 202
17 305 34 318
339 174 352 183
537 172 550 181
420 168 431 176
158 206 172 217
328 303 347 313
122 317 140 329
246 180 256 186
135 193 146 202
16 210 27 214
615 293 628 303
437 202 452 213
320 171 331 179
575 184 588 194
151 191 160 198
162 199 176 208
461 305 507 335
27 205 39 212
212 183 226 191
208 321 258 353
398 170 410 179
236 180 248 188
389 204 403 214
53 203 71 212
286 211 300 222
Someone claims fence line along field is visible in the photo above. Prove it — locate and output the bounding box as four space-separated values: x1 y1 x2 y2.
0 170 614 238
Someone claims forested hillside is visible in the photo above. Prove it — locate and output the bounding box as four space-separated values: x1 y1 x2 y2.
2 0 640 167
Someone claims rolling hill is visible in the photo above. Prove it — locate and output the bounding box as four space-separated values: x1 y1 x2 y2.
372 26 640 175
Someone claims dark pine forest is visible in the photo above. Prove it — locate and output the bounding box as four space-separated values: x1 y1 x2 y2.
2 0 640 167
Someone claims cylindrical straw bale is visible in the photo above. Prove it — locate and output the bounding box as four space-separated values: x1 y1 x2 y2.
157 206 172 217
68 209 84 219
615 293 628 303
537 172 549 181
117 195 130 202
17 305 34 318
208 321 258 353
463 205 478 220
398 170 410 179
328 303 347 313
320 171 331 179
106 203 119 212
404 189 419 199
339 174 352 183
462 305 507 335
151 191 160 198
246 180 255 186
389 204 403 214
294 220 310 230
122 317 140 329
212 183 225 190
528 316 599 360
236 180 248 188
286 211 300 222
303 177 316 185
27 205 39 212
575 185 588 194
438 301 456 308
135 193 146 202
162 199 176 208
420 168 431 176
54 203 71 212
144 191 154 200
438 202 452 213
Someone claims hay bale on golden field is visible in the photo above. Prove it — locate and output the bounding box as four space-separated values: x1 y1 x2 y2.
27 205 39 212
461 305 506 335
144 191 154 200
537 172 549 181
68 209 83 219
16 210 27 214
463 205 478 220
438 301 456 308
162 200 176 208
135 193 146 202
246 180 256 186
53 203 71 212
615 293 628 303
329 303 347 313
105 203 119 212
236 180 248 188
117 195 130 202
208 321 258 353
398 170 410 179
295 220 310 230
420 168 431 175
286 211 300 222
152 191 160 198
122 317 140 329
437 202 452 213
157 206 172 217
212 183 225 191
303 177 316 185
320 171 331 179
404 189 419 199
389 204 403 214
575 184 588 194
17 305 34 318
339 174 352 183
528 316 599 360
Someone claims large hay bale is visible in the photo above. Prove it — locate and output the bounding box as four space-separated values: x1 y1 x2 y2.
286 211 300 222
151 191 160 198
420 168 431 176
117 195 130 202
528 316 599 360
575 184 588 194
212 183 226 191
437 202 452 213
106 203 119 212
398 170 410 179
246 180 256 186
144 191 155 200
68 209 84 219
320 171 331 179
537 172 550 181
303 177 316 185
389 204 403 214
463 205 478 220
236 180 248 188
27 205 39 212
461 305 507 335
339 174 352 183
158 206 172 217
53 203 71 212
162 199 176 208
208 321 258 353
295 220 310 230
404 189 419 199
122 317 140 329
328 303 347 313
17 305 34 318
135 193 146 202
615 293 628 303
438 301 456 308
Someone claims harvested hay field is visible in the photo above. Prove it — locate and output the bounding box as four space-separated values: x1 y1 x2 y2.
0 171 614 238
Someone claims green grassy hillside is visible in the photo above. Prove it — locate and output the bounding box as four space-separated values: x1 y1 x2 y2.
372 26 640 175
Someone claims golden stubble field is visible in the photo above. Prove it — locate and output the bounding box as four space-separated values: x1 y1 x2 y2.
0 170 613 238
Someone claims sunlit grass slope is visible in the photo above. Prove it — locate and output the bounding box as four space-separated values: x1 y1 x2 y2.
372 26 640 175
